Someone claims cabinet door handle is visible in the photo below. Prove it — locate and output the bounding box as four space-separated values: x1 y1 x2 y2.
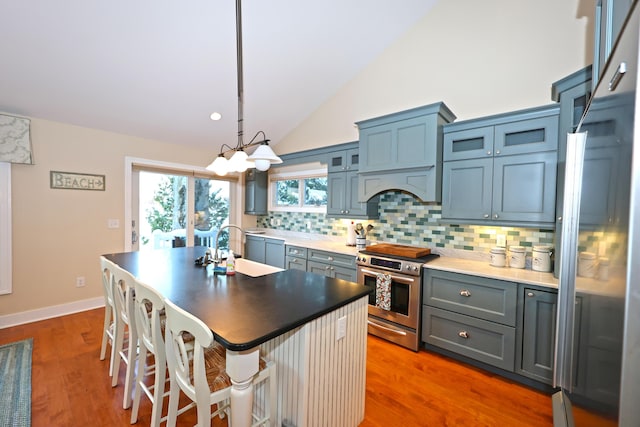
496 149 501 155
460 289 471 297
458 331 469 339
328 257 334 261
494 214 499 219
325 266 331 270
527 292 535 297
487 151 492 155
483 214 490 219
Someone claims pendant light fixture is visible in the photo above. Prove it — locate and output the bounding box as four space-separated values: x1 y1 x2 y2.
206 0 282 176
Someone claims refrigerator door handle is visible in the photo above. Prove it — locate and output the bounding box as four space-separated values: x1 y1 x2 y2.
553 131 587 390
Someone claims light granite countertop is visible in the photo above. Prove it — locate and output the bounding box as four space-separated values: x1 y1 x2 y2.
423 255 559 288
245 229 359 256
244 230 624 296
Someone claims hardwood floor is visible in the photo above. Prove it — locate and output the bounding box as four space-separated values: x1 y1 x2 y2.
0 308 614 426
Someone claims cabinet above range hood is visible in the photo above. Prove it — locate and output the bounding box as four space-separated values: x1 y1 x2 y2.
355 102 456 202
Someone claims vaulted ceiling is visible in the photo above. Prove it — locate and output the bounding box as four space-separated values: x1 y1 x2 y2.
0 1 438 154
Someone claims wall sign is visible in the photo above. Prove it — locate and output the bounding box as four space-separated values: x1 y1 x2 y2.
50 171 105 191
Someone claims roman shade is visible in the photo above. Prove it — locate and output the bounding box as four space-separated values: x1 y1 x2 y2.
0 114 33 164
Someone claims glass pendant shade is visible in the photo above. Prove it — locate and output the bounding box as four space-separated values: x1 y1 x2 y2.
253 159 271 171
247 143 283 171
206 155 229 176
229 149 250 172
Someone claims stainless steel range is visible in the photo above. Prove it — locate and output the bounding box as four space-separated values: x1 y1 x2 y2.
355 246 438 351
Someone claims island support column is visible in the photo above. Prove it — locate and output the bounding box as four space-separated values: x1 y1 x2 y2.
226 348 260 427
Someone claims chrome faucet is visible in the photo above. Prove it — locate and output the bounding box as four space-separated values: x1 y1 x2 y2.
212 224 245 264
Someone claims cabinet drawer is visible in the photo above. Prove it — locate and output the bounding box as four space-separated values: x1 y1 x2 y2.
422 306 516 371
285 245 307 259
307 249 355 268
286 256 307 271
423 270 517 326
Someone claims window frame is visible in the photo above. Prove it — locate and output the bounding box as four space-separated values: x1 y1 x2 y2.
268 167 327 213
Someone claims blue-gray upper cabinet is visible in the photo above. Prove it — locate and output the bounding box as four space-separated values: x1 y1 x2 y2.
593 0 634 87
441 105 559 226
327 147 359 173
327 146 379 219
244 169 268 215
356 102 456 202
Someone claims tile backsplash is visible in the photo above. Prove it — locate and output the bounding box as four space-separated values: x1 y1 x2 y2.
257 191 555 254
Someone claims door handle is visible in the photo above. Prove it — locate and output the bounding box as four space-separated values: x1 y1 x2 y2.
367 320 407 336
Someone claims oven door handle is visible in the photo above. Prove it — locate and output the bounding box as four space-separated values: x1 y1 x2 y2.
359 268 416 284
367 319 407 336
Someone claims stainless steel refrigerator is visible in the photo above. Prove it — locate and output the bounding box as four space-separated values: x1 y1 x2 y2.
553 2 640 425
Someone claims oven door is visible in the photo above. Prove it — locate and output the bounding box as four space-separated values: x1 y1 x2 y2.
357 266 420 330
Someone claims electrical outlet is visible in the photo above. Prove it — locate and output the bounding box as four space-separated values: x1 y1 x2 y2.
306 221 312 230
76 276 86 288
107 219 120 229
497 234 506 247
336 315 346 340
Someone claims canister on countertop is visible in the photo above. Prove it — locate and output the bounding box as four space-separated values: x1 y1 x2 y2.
578 252 597 278
509 245 526 269
490 247 506 267
532 245 553 272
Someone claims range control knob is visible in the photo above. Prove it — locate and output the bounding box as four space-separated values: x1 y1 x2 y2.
413 266 419 272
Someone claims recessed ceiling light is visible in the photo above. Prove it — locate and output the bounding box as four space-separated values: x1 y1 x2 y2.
210 112 222 121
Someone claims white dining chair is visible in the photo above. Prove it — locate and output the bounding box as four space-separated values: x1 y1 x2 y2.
99 256 118 376
130 277 169 427
111 262 139 410
163 298 276 427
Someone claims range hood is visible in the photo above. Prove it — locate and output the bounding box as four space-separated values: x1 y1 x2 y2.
356 102 456 202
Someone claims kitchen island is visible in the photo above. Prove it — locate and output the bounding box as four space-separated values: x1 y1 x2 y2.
105 246 370 427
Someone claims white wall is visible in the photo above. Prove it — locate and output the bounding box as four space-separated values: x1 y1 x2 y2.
0 118 216 322
276 0 595 154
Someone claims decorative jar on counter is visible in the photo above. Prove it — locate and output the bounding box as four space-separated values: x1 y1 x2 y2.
532 246 553 272
490 247 506 267
509 245 526 269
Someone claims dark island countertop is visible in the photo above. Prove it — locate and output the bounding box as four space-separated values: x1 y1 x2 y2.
104 246 370 351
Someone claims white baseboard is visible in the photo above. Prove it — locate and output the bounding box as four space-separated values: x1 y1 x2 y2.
0 297 105 329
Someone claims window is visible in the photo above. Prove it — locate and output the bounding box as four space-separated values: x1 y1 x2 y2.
269 165 327 213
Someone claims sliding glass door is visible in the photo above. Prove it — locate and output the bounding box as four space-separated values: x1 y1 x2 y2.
128 161 233 252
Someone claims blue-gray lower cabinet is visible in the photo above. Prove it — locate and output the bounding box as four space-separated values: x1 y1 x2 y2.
307 249 356 282
576 294 623 407
517 286 557 384
422 270 517 371
285 245 307 271
244 235 285 269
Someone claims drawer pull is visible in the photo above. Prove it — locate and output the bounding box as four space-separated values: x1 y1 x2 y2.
459 289 471 297
527 292 535 297
458 331 469 339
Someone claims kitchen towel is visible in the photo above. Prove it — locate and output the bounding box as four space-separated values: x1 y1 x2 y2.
375 273 391 310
